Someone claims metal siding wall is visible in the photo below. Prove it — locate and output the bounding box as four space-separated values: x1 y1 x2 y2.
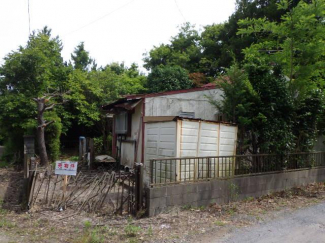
198 122 219 157
179 121 199 180
218 124 237 177
147 120 238 183
180 121 199 157
177 121 237 180
145 123 159 166
145 89 223 121
197 122 219 179
145 122 177 183
219 125 237 156
157 123 177 157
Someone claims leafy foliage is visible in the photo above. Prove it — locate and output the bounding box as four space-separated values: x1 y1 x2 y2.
0 27 67 162
238 0 325 97
0 0 324 162
45 112 62 161
0 27 146 163
143 1 294 78
71 42 95 71
214 0 325 154
213 62 295 154
144 23 201 73
146 65 192 93
293 89 325 151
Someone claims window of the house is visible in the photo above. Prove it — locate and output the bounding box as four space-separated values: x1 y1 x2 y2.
115 112 132 135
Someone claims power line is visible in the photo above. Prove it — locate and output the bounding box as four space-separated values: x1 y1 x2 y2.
174 0 186 22
64 0 135 37
28 0 31 34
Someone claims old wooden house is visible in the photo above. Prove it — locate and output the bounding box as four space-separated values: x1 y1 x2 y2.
102 84 238 176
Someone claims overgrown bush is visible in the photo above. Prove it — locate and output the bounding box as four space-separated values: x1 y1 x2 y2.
1 134 24 164
93 136 104 155
45 112 62 162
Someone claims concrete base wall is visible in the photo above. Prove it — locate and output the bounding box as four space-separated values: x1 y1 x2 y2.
147 168 325 217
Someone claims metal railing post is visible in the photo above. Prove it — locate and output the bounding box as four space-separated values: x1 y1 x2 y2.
150 160 154 185
148 152 325 186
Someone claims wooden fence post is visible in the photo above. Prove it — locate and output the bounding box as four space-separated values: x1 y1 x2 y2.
134 163 144 217
89 138 94 169
23 135 35 206
79 136 86 163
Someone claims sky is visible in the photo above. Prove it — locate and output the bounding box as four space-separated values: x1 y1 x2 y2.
0 0 236 71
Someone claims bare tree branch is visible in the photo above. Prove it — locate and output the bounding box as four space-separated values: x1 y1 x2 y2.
45 90 70 100
44 103 56 111
38 120 54 128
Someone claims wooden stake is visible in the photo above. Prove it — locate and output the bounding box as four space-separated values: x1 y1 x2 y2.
61 175 68 209
64 175 68 193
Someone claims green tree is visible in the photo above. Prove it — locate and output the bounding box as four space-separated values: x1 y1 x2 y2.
64 62 146 152
238 0 325 97
0 27 147 164
293 89 325 151
144 23 202 74
199 24 225 77
212 61 294 155
144 1 293 79
146 65 192 93
215 0 289 68
71 42 94 71
0 27 68 165
237 0 325 151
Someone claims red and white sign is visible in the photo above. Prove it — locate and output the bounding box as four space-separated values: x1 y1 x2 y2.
55 161 78 176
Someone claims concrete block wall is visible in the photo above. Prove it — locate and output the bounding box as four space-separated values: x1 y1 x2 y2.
147 168 325 217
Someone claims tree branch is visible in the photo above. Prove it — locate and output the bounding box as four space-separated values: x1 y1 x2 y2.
38 120 54 128
45 90 71 100
45 103 56 111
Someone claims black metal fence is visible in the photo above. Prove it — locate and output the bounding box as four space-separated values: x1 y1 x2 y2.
150 152 325 186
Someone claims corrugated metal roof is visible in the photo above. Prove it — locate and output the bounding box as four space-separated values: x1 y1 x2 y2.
102 83 218 110
102 99 141 112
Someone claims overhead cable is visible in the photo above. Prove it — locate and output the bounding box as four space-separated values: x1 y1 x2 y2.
28 0 31 34
174 0 186 22
64 0 135 37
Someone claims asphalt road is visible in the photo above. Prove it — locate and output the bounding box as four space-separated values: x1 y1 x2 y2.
219 202 325 243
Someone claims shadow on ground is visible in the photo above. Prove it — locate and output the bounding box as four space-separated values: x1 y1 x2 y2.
0 168 24 212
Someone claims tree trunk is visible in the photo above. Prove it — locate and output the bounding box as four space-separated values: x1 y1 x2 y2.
36 98 49 167
33 92 64 166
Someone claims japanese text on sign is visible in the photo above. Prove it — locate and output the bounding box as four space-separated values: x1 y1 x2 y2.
55 161 78 176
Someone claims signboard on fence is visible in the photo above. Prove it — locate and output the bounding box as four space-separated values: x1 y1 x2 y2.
55 161 78 176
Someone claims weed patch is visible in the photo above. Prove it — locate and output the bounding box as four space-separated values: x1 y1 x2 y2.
214 221 226 226
124 217 142 238
124 224 142 237
0 218 16 229
0 161 9 168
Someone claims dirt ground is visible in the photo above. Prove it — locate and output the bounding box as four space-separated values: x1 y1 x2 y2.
1 167 325 243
